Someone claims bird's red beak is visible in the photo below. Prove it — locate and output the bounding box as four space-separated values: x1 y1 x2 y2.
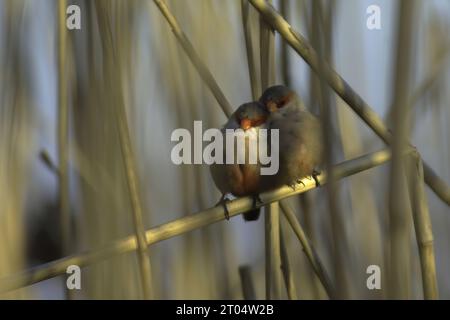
240 118 252 130
267 101 278 113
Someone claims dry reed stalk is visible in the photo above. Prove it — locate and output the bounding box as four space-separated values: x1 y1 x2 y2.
387 0 416 299
0 148 395 294
241 0 260 100
238 266 256 300
407 152 438 299
258 0 281 301
279 0 291 87
292 0 323 299
279 0 316 299
149 2 239 297
248 0 450 206
265 202 282 299
0 0 30 299
57 0 73 300
152 0 233 117
386 44 450 125
259 0 275 91
312 0 349 298
279 223 298 299
279 201 335 299
336 101 384 299
95 2 153 299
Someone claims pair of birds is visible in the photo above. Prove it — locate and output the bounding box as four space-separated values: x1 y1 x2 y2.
210 85 323 221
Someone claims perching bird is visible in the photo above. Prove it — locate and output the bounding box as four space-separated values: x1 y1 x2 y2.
210 102 270 221
259 85 323 188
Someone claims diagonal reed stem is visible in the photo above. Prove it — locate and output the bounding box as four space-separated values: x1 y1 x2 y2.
279 201 335 299
279 223 298 299
238 266 256 300
151 0 233 117
248 0 450 206
0 148 395 294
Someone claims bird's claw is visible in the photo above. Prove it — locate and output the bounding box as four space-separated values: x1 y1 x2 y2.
252 194 263 208
288 178 306 190
216 195 231 221
296 179 306 187
312 170 321 187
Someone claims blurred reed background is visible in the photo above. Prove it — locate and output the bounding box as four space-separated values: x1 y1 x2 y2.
0 0 449 299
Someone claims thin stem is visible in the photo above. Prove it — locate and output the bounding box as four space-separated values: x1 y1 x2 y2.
95 3 153 299
241 0 260 100
265 202 282 299
279 201 335 299
259 0 275 91
259 0 278 300
408 152 439 299
312 0 348 298
238 266 256 300
0 148 395 294
387 0 416 299
279 223 298 299
57 0 73 300
279 0 291 87
152 0 233 117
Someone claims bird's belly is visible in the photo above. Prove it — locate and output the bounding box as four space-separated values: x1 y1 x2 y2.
229 164 261 196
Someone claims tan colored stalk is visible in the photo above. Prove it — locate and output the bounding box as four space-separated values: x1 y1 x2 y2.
0 148 394 294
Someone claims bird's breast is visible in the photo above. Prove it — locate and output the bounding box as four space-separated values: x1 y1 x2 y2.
229 127 266 196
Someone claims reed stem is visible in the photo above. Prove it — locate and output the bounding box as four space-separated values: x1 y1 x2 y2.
238 266 256 300
408 152 439 299
279 223 298 299
0 148 395 294
152 0 234 117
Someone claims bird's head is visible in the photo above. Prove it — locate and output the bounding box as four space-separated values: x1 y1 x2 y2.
259 85 302 114
235 102 268 131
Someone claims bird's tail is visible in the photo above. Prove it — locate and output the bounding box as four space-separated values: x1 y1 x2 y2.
243 208 261 221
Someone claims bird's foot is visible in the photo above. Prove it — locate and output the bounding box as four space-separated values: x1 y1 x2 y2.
216 195 231 221
252 194 263 208
296 178 306 188
312 170 321 187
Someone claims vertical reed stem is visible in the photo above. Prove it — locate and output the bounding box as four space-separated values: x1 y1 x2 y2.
259 0 275 91
57 0 73 299
241 0 260 100
265 202 282 299
408 152 438 299
387 0 416 299
95 3 154 299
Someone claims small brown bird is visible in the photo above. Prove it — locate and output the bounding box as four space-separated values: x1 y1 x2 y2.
210 102 270 221
259 85 323 188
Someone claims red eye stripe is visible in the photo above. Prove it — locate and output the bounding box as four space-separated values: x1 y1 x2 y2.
278 92 294 107
251 115 268 127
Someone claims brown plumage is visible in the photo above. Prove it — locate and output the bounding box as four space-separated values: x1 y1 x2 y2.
259 85 323 188
210 102 269 221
